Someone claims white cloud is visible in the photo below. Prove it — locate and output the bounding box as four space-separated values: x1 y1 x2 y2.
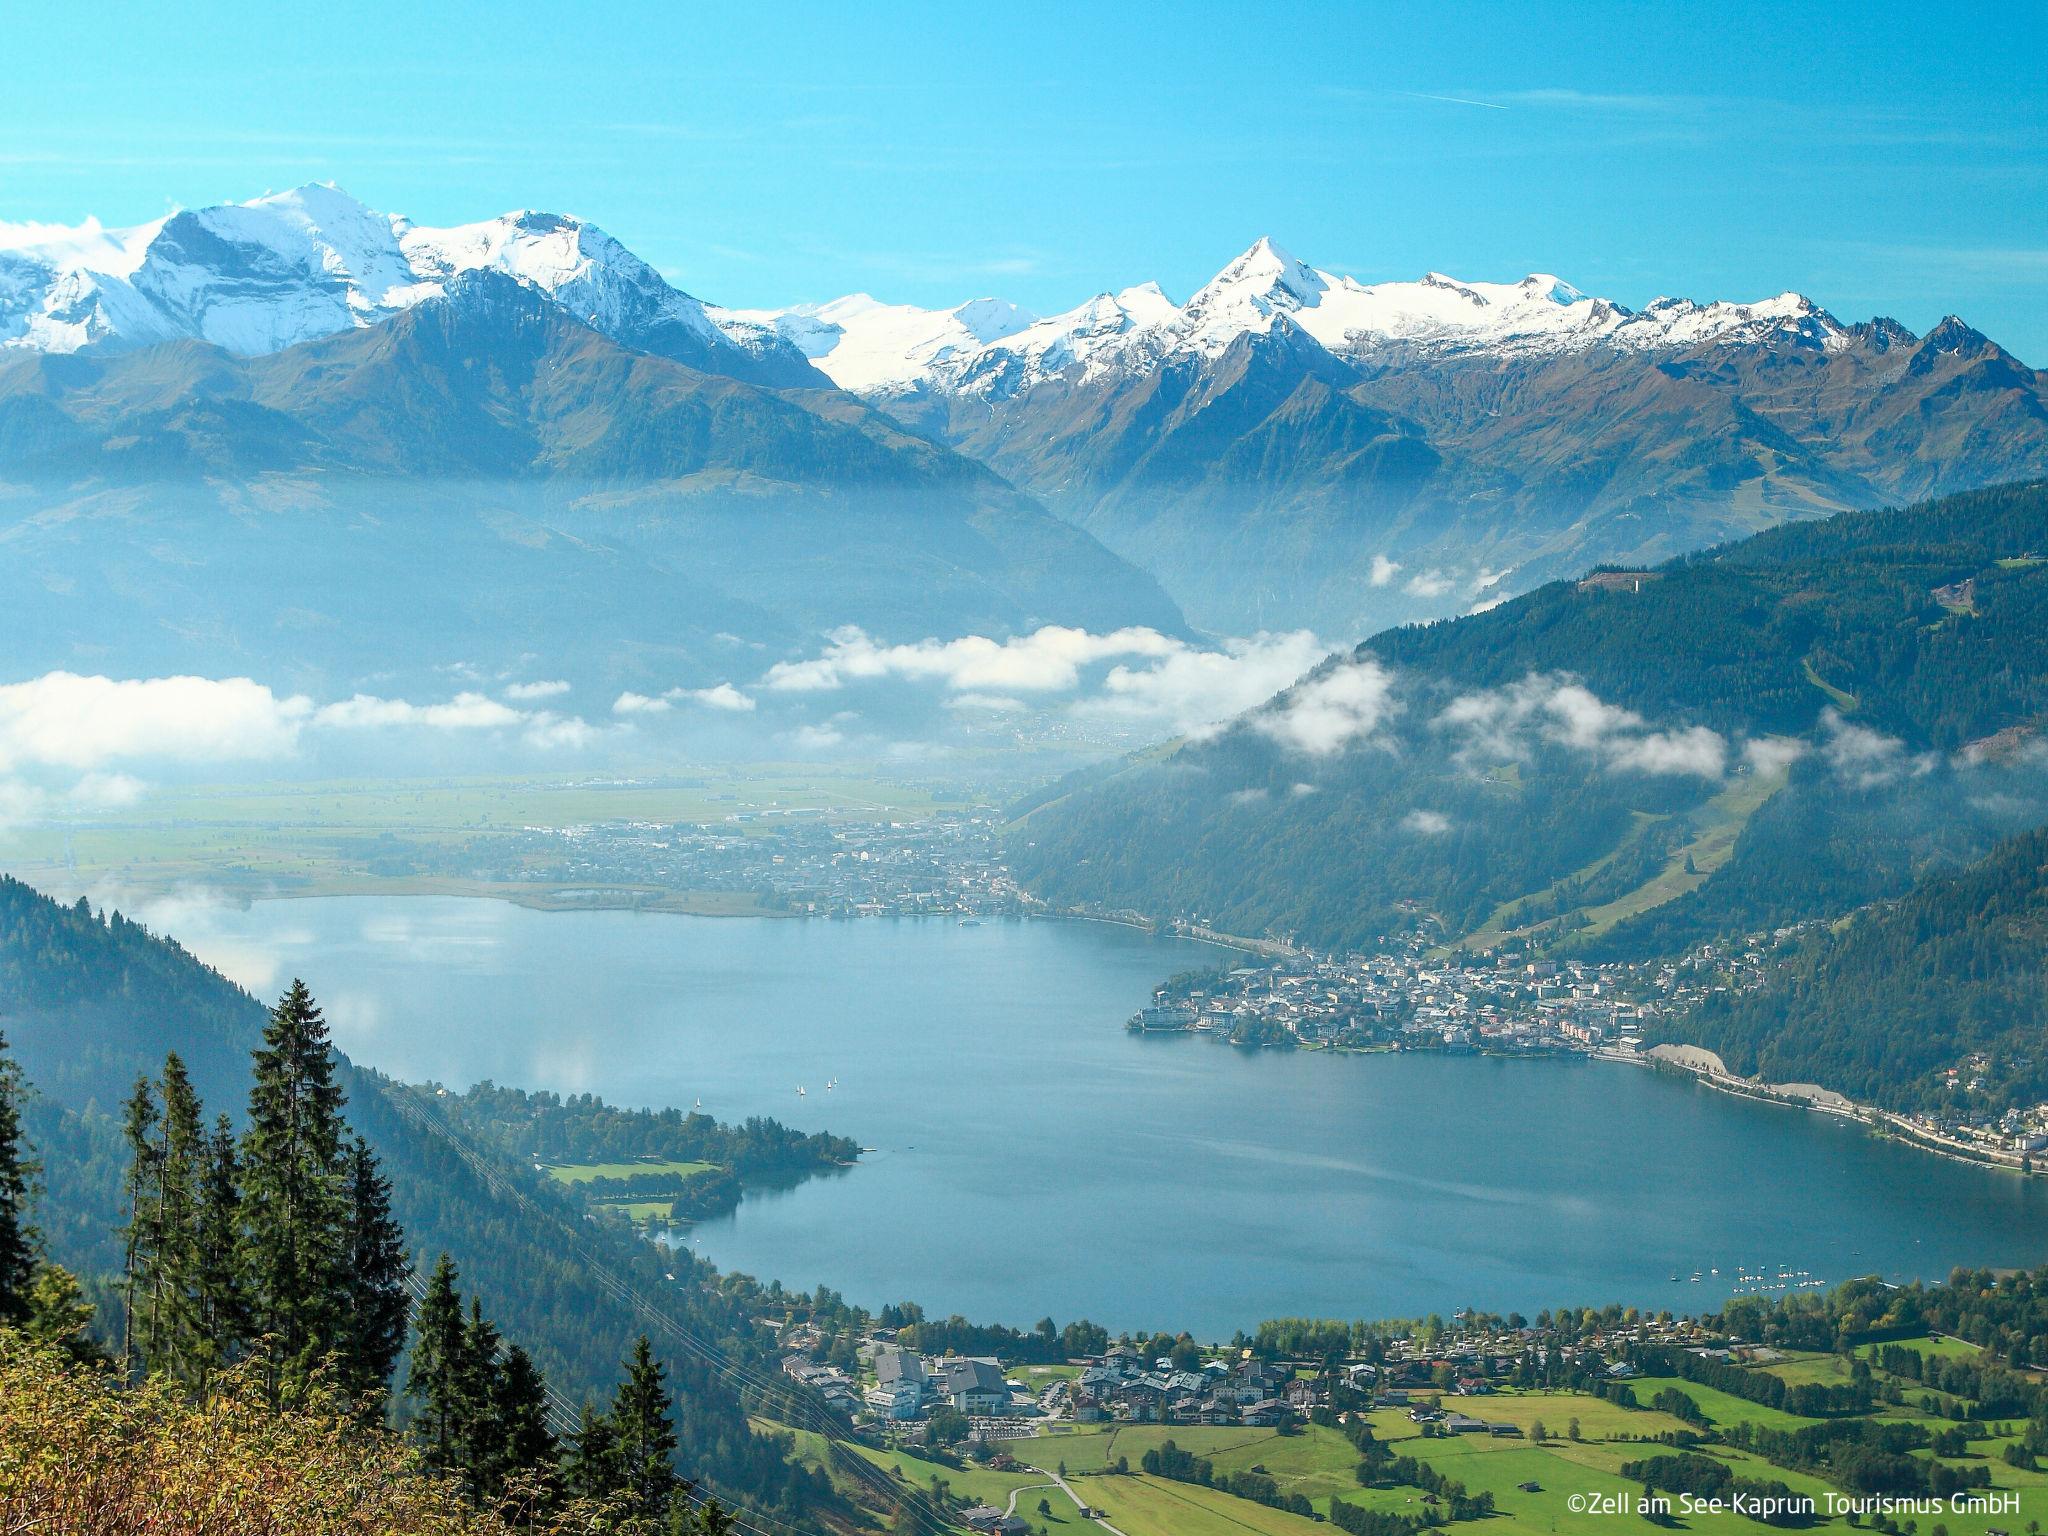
1081 630 1329 737
68 772 147 809
1468 594 1509 616
760 624 1181 695
313 691 525 731
521 714 601 750
1405 570 1455 598
1253 658 1399 757
1438 674 1726 779
760 624 1334 742
0 673 604 828
0 673 310 772
1370 554 1402 587
1403 808 1453 835
1744 735 1808 777
681 683 755 713
1607 726 1728 778
1820 709 1936 788
787 723 845 750
613 691 672 715
615 682 756 715
1228 787 1269 806
503 679 571 701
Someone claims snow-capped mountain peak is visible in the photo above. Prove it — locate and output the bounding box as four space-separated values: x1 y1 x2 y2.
746 238 1857 400
718 292 1038 394
0 185 819 384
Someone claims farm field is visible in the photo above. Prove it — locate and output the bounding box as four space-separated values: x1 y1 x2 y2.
543 1160 718 1184
765 1351 2048 1535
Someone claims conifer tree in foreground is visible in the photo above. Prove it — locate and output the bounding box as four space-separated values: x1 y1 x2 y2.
0 1032 100 1365
342 1134 410 1398
0 1029 36 1326
239 978 352 1399
120 1058 250 1388
494 1344 560 1499
566 1399 622 1503
191 1113 247 1390
610 1335 682 1522
409 1253 468 1467
406 1253 563 1510
155 1053 207 1384
118 1074 160 1368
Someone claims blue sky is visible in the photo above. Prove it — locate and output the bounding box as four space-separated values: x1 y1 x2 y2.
6 0 2045 360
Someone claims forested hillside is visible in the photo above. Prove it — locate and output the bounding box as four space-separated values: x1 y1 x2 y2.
1010 481 2048 958
0 875 838 1523
1663 825 2048 1115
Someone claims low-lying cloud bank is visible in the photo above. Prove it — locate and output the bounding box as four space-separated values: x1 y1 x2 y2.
0 671 610 826
1436 674 1728 779
747 624 1330 738
1237 665 1998 804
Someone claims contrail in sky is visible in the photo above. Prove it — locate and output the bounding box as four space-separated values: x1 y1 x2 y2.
1402 91 1509 110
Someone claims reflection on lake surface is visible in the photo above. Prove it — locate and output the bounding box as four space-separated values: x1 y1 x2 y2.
160 894 2048 1337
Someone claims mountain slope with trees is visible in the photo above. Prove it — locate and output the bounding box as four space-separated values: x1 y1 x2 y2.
0 874 838 1522
1009 481 2048 958
1662 824 2048 1116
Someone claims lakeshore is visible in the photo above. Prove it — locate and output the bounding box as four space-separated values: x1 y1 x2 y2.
114 889 2048 1336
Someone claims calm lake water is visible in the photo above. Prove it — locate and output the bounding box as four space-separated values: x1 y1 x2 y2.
158 894 2048 1338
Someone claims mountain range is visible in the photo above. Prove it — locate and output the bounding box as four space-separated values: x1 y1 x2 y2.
740 239 2048 634
6 184 2047 657
0 191 1183 695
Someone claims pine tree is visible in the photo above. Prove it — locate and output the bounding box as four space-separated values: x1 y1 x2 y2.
119 1075 162 1369
407 1252 469 1470
0 1030 37 1326
456 1298 507 1500
155 1053 207 1385
610 1335 680 1521
23 1261 103 1365
240 978 350 1400
566 1402 622 1503
494 1344 560 1500
340 1135 409 1399
190 1114 247 1389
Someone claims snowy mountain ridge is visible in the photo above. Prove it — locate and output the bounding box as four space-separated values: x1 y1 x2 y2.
0 188 1880 397
0 183 815 383
736 234 1851 400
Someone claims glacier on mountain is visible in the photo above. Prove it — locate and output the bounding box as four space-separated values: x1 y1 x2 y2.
0 184 813 381
736 234 1853 400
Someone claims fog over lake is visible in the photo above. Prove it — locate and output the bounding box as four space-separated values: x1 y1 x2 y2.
160 894 2048 1338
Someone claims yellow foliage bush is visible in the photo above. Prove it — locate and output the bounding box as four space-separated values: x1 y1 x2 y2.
0 1331 516 1536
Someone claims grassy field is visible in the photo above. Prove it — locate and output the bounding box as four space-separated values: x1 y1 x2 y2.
1624 1374 1815 1431
1566 767 1786 941
543 1160 717 1183
1854 1333 1985 1363
1802 656 1860 712
1076 1473 1327 1536
1454 764 1784 951
764 1359 2048 1536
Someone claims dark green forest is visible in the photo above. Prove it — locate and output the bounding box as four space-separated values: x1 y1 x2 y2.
1661 824 2048 1114
1010 480 2048 960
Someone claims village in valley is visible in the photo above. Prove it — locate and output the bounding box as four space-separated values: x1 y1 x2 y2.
765 1305 2030 1536
781 1308 1705 1449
